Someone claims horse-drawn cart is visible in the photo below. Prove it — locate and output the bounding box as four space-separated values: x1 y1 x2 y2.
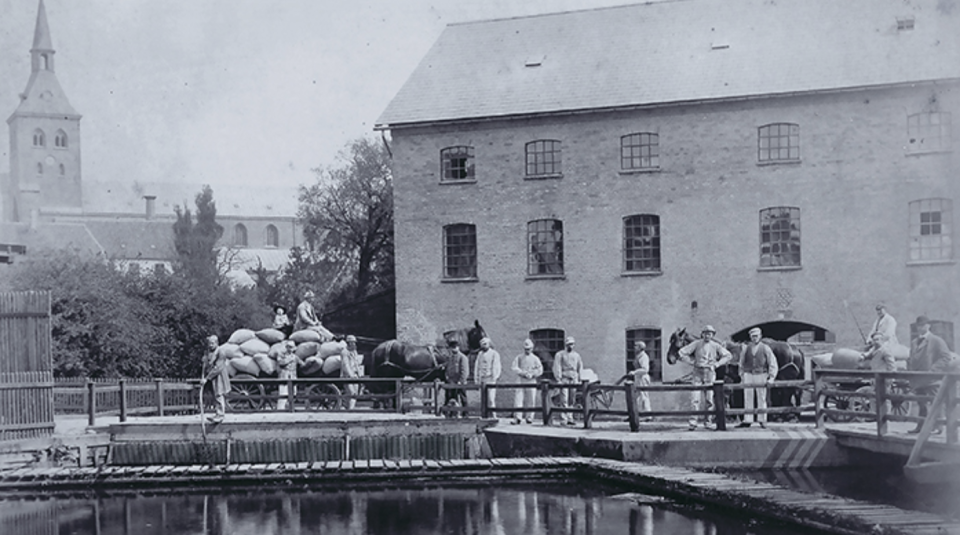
811 347 912 422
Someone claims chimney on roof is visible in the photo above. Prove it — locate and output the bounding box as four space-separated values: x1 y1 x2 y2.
144 195 156 220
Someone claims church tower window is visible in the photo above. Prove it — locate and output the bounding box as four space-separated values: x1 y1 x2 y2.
55 130 67 148
33 129 45 147
36 162 43 175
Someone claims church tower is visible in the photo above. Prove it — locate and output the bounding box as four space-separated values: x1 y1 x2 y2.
5 0 82 223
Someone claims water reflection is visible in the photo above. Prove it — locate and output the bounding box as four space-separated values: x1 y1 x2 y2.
0 484 814 535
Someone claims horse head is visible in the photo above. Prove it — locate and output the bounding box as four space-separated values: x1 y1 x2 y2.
666 328 695 365
442 320 487 355
467 320 486 352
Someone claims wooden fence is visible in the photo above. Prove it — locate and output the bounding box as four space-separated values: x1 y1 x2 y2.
0 291 54 441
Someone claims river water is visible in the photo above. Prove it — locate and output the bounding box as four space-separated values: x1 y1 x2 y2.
2 482 825 535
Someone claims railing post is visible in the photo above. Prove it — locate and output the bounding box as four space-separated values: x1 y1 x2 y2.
119 378 127 423
581 381 590 428
540 380 551 426
625 381 639 432
713 380 726 431
480 383 490 419
875 373 887 437
87 381 96 427
286 378 295 412
814 371 824 430
395 379 403 413
433 380 442 416
155 379 165 417
947 375 958 445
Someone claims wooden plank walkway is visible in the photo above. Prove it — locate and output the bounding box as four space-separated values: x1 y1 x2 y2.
0 457 956 534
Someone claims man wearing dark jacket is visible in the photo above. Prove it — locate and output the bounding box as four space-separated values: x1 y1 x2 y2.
907 315 950 433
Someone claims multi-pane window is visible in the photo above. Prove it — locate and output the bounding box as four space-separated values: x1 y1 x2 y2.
525 140 562 176
909 198 952 261
443 223 477 279
529 328 565 381
621 133 660 170
527 219 563 275
440 146 475 182
760 207 801 267
626 328 662 381
33 129 45 147
623 215 661 273
234 224 248 247
265 225 279 247
907 112 952 153
55 130 68 148
758 123 800 162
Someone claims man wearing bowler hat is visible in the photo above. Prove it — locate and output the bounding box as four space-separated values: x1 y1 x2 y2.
677 325 733 430
907 315 950 433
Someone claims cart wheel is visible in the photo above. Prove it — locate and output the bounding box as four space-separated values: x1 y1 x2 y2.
228 374 265 411
820 392 854 422
305 383 341 410
589 388 613 410
851 386 875 420
888 381 913 418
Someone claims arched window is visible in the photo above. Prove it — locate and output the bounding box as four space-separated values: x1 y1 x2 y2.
265 224 279 247
529 328 565 381
626 328 662 381
909 198 952 262
621 133 660 170
58 163 65 176
525 140 562 177
758 123 800 162
443 223 477 279
527 219 563 275
623 214 661 272
759 207 801 267
33 129 45 147
55 130 68 148
41 54 49 70
440 146 475 182
234 224 248 247
36 162 43 175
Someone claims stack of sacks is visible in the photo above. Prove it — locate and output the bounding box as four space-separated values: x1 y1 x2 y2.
221 327 347 378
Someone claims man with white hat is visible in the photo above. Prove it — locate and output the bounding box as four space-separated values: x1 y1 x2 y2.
677 325 733 430
737 327 777 428
340 335 363 409
474 337 502 412
552 336 584 425
511 339 544 424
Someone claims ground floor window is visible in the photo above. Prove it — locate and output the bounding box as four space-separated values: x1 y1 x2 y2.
529 328 565 381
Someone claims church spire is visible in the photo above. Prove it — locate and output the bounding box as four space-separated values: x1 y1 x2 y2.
31 0 54 72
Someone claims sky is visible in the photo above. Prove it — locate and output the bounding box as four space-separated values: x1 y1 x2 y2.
0 0 642 194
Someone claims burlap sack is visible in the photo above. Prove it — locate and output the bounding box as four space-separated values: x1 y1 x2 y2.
256 328 286 344
295 341 320 358
290 329 322 344
227 329 256 345
253 353 276 376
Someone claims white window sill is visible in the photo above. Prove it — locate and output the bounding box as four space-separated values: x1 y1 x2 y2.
619 168 661 176
906 259 955 267
441 277 479 283
525 274 566 281
905 148 952 157
524 173 563 181
757 159 802 167
757 265 802 272
439 179 477 185
621 270 663 277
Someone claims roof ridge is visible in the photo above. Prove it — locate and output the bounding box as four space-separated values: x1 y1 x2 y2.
446 0 690 28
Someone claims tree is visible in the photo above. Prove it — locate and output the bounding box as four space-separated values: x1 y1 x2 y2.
173 185 224 285
299 137 394 300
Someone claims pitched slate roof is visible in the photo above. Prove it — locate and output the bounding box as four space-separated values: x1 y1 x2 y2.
377 0 960 127
82 219 176 261
82 180 299 219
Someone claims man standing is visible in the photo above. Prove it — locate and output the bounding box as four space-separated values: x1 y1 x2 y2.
632 340 652 417
340 335 363 410
908 315 950 433
276 340 301 410
511 339 544 424
868 304 899 347
444 340 470 416
294 290 334 340
737 327 778 429
552 336 583 426
677 325 733 430
474 337 502 413
200 335 230 423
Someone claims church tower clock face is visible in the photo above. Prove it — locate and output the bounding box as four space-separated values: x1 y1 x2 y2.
44 156 56 166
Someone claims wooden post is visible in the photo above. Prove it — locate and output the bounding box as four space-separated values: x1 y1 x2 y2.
947 375 958 445
480 384 490 419
118 379 127 423
433 380 442 416
540 380 551 426
394 379 403 413
581 381 590 428
713 380 726 431
875 373 888 437
625 381 639 432
814 372 824 430
286 378 295 412
87 381 96 427
155 379 165 417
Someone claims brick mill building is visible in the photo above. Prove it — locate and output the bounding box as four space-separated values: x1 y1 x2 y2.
377 0 959 383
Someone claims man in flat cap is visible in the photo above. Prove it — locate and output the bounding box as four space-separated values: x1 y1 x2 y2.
553 336 583 426
737 327 777 428
677 325 733 430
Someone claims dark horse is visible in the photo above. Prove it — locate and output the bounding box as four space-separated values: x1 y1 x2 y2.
365 320 486 407
666 328 805 419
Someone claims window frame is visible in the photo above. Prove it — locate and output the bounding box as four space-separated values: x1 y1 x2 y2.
265 224 279 248
907 112 952 154
626 327 662 382
909 198 953 263
527 219 564 277
440 146 476 183
529 328 566 381
442 223 478 281
757 123 800 163
234 223 248 248
622 214 661 274
620 133 660 172
524 140 562 178
54 130 68 149
759 206 801 269
33 129 45 148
